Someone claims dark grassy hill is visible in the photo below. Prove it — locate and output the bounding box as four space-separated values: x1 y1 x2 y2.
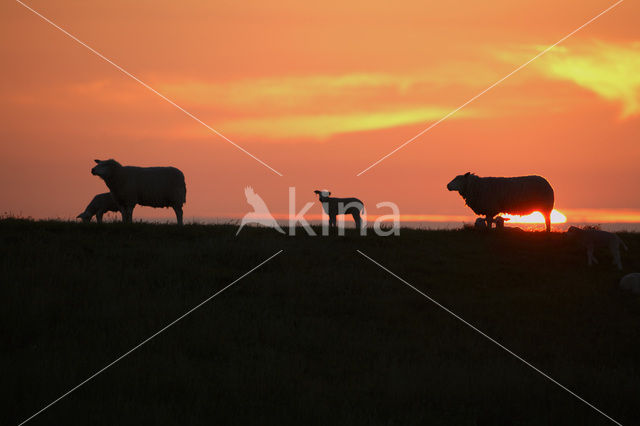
2 219 639 425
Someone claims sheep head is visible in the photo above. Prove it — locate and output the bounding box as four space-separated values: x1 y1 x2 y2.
77 212 91 222
447 172 471 192
91 159 121 179
314 190 331 198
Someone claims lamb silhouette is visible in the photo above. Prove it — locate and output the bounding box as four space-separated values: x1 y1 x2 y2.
236 186 285 235
314 190 364 230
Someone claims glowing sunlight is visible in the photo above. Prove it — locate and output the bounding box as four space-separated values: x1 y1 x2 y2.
503 210 567 224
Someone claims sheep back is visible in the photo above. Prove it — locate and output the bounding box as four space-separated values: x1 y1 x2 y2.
91 192 120 213
111 166 186 208
463 175 554 217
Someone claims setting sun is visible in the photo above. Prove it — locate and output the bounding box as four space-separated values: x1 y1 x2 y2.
503 210 567 224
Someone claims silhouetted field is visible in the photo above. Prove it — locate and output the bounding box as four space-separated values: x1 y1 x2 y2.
2 219 640 425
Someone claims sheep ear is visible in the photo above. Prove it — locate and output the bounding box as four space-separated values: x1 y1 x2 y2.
464 172 470 177
94 159 101 164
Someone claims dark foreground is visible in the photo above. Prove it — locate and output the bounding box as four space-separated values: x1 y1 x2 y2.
1 219 640 425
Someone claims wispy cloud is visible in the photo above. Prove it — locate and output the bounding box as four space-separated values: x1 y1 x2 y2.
158 73 414 110
542 42 640 117
29 71 486 139
217 106 475 139
155 67 499 111
153 71 493 138
502 41 640 117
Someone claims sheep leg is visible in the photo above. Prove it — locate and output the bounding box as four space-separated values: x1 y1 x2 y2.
119 207 127 223
351 210 361 230
173 205 184 226
485 216 493 229
544 211 551 232
123 205 134 223
96 211 104 224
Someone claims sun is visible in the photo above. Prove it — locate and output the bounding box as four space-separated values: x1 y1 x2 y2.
502 209 567 224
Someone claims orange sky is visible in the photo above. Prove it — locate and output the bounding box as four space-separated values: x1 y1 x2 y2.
1 0 639 223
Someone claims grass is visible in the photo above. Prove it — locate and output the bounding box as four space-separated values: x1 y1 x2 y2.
1 218 640 425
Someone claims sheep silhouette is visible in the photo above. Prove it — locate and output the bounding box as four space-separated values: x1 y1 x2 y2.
236 187 285 235
314 190 364 230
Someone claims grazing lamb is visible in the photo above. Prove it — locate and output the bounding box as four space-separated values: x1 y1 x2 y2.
91 159 186 225
474 217 487 230
77 192 121 223
447 172 555 232
620 273 640 294
567 226 628 270
494 216 509 230
313 190 364 230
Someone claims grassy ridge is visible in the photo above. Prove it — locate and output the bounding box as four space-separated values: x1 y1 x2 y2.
1 219 640 425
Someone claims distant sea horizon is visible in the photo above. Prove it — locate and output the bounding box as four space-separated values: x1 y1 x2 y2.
151 217 640 232
18 214 640 232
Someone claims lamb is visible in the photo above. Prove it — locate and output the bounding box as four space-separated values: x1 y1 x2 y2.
620 273 640 294
567 226 628 270
474 217 487 229
313 190 364 230
91 159 186 225
77 192 121 223
447 172 555 232
494 216 509 230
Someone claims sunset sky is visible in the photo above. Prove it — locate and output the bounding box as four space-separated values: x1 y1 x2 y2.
1 0 639 224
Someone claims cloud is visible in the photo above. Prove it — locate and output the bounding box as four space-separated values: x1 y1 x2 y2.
502 41 640 117
65 71 486 139
217 106 474 139
156 69 494 114
4 67 498 140
158 73 413 111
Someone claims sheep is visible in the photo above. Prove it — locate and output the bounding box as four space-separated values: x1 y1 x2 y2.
447 172 555 232
474 217 487 230
77 192 121 223
620 273 640 294
567 226 628 270
313 190 364 230
494 216 509 230
91 159 186 225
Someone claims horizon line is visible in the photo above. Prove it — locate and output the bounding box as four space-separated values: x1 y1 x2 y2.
9 208 640 224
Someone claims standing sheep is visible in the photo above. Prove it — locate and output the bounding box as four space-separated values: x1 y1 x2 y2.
77 192 121 223
474 217 488 230
494 216 509 230
314 190 364 230
447 172 555 232
91 159 186 225
567 226 628 270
